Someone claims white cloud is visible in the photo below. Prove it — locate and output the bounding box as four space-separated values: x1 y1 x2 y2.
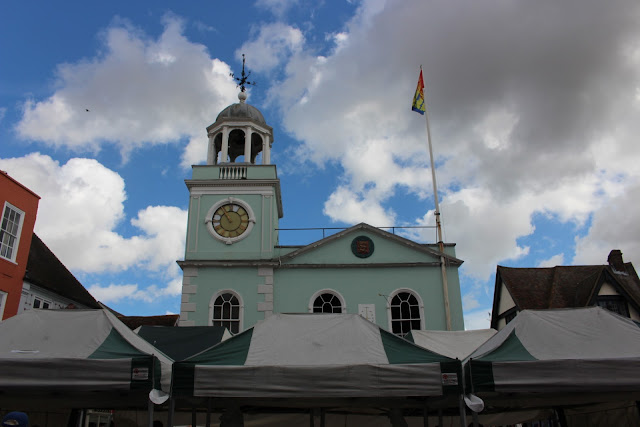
538 253 565 268
462 293 480 311
255 0 299 17
0 154 187 299
263 0 640 281
15 16 237 166
464 308 492 331
323 186 394 227
574 182 640 269
236 23 304 72
88 277 182 304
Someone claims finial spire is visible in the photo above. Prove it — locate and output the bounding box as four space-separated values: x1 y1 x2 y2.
230 54 256 93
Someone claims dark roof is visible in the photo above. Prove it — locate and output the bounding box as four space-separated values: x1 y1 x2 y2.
117 314 180 330
24 234 100 308
136 325 228 361
493 251 640 327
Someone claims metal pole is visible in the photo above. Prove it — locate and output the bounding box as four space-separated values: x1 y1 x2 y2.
458 394 467 427
422 68 452 331
167 397 175 427
206 398 212 427
147 399 154 427
423 402 429 427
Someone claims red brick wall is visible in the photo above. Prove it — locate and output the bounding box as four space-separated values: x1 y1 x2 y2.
0 172 40 319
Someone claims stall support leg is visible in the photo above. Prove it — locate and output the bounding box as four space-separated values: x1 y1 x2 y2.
438 409 443 427
167 398 175 427
192 406 197 427
458 394 467 427
554 407 567 427
147 399 154 427
472 410 479 427
206 398 212 427
423 403 429 427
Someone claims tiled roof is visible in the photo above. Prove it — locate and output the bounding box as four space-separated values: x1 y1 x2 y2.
496 254 640 312
24 234 100 309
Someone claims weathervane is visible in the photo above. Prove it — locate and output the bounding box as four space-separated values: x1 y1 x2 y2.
230 54 256 92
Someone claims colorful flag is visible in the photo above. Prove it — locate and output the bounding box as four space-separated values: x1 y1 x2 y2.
412 69 425 115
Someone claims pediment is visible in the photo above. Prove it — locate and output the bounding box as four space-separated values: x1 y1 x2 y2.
278 223 462 266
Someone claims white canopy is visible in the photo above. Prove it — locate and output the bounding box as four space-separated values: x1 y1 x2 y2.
0 308 172 409
173 313 462 400
466 307 640 411
407 329 496 360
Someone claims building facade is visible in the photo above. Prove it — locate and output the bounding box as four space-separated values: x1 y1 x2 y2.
491 249 640 330
178 92 465 335
18 233 100 313
0 171 40 320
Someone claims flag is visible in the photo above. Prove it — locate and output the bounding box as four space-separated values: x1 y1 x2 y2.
411 69 425 115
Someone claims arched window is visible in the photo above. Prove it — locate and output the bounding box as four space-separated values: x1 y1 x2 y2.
309 290 345 313
388 290 423 337
210 291 242 334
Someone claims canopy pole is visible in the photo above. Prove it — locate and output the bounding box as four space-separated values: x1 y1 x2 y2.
472 410 479 427
192 406 197 427
438 409 443 427
147 398 154 427
423 401 429 427
206 398 212 427
167 397 175 427
458 394 467 427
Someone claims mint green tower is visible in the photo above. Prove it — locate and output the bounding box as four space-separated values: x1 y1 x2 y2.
178 90 465 334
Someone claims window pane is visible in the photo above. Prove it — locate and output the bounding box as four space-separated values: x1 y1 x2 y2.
400 301 411 318
33 299 41 308
313 293 343 313
222 302 231 318
410 305 420 319
390 291 421 337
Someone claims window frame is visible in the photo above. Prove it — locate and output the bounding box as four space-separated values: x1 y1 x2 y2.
308 289 346 314
209 290 243 333
0 202 25 263
32 296 52 310
386 288 425 337
596 295 630 318
0 290 7 321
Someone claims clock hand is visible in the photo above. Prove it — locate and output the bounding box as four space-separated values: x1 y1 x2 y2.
221 207 233 221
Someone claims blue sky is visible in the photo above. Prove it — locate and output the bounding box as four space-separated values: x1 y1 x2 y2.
2 0 640 329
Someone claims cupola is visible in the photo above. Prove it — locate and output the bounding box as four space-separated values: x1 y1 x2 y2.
206 57 273 165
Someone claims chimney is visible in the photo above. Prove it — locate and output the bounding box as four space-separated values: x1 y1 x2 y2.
608 250 625 273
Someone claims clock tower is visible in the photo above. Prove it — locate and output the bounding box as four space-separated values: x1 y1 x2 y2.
178 58 465 334
178 88 283 329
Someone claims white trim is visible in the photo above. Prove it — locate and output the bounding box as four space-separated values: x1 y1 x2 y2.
189 185 275 197
204 197 256 245
308 289 347 313
209 289 244 333
386 288 425 334
0 202 25 263
0 290 7 321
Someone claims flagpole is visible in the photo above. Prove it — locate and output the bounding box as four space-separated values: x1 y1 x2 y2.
420 67 452 331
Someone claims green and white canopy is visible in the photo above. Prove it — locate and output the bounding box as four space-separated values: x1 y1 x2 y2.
173 313 461 399
0 308 172 409
467 307 640 396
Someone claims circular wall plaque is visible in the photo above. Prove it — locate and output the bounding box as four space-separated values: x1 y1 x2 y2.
351 236 374 258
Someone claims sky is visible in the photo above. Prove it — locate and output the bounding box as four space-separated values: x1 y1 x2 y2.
1 0 639 330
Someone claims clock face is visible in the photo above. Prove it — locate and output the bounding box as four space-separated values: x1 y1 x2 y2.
212 203 250 238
